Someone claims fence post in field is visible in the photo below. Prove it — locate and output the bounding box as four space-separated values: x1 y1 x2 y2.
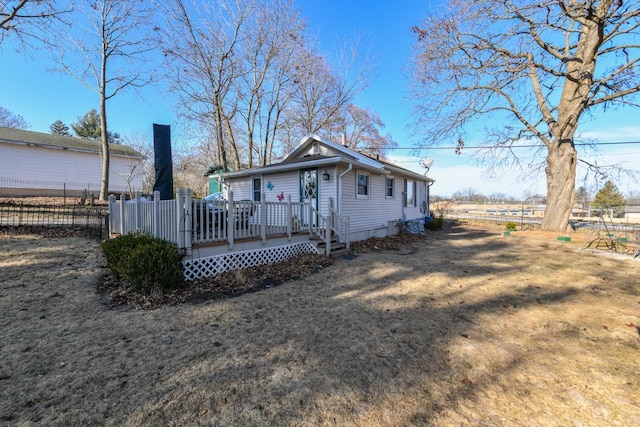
108 194 116 236
287 194 292 240
119 193 126 235
176 188 185 251
152 191 160 238
260 193 267 244
227 191 234 249
184 188 192 255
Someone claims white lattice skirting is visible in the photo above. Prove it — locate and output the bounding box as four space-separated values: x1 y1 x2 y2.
182 242 319 281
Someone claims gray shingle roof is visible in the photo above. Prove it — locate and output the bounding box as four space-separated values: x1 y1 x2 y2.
0 126 144 158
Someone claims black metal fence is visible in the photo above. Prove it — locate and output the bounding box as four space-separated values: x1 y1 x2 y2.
0 202 109 238
445 213 542 230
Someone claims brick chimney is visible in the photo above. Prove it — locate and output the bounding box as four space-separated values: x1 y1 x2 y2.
341 134 347 146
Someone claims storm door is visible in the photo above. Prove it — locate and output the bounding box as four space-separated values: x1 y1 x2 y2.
299 168 318 226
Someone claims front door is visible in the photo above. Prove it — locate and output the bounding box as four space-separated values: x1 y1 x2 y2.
299 168 318 226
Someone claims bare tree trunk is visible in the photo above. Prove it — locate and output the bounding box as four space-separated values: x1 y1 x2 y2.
542 143 577 232
409 0 640 233
99 33 109 201
214 96 228 170
99 103 109 201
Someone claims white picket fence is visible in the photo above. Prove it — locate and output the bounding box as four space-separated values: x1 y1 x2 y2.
108 188 349 255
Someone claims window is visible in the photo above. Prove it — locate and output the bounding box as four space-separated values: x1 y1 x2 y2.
403 179 416 207
408 180 416 206
252 177 261 202
356 172 369 197
385 177 394 198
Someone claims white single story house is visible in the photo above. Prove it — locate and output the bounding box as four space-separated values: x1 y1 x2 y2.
108 134 435 280
0 126 144 197
214 134 435 243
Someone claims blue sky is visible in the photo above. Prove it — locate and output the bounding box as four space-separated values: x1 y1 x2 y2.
1 0 638 198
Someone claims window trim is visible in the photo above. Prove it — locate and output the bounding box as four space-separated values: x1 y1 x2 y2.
252 176 262 202
356 171 370 199
385 176 394 199
403 178 417 207
407 179 416 207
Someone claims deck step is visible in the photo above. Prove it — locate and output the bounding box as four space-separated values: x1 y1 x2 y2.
317 241 350 256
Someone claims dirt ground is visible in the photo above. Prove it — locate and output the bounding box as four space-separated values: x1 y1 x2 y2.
1 224 639 426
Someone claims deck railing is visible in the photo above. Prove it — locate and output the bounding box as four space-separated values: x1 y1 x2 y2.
108 189 349 254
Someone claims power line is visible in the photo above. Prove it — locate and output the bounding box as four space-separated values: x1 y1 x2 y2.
382 140 640 150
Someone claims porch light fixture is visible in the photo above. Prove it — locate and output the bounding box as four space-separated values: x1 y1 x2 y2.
322 171 330 181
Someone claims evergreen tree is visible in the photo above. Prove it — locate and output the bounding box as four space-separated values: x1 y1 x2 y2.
49 120 71 136
71 109 102 140
592 181 626 218
71 109 120 143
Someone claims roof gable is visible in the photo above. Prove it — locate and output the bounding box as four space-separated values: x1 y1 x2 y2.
284 134 384 170
0 126 144 158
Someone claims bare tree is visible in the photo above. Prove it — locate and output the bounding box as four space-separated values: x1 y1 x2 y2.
120 130 154 195
51 0 158 201
451 187 484 202
285 33 377 143
0 105 29 129
160 0 254 172
161 0 308 170
410 0 640 231
0 0 70 49
334 104 397 159
235 0 305 167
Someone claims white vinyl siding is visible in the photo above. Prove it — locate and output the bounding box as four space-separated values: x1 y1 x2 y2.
341 169 396 234
226 170 311 204
0 141 142 194
340 167 426 235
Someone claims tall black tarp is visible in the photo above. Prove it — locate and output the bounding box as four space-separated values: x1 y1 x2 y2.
153 124 173 200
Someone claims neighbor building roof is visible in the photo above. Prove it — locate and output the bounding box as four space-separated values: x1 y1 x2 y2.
0 126 144 158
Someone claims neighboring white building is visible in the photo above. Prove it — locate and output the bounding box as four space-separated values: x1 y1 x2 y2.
216 134 435 242
0 127 144 197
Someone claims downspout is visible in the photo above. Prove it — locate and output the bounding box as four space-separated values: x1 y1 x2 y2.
427 181 434 219
337 162 352 216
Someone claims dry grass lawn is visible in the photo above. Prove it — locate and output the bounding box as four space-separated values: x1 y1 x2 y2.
1 225 639 426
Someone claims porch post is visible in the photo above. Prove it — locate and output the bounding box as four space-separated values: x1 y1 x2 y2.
286 194 292 241
152 191 160 238
308 200 313 236
184 188 192 255
119 192 126 235
134 192 142 231
108 194 116 236
260 193 267 244
176 188 185 251
344 217 350 250
325 208 332 255
329 197 337 236
227 191 234 249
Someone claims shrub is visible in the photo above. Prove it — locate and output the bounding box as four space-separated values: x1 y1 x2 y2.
102 232 183 295
505 221 517 231
425 217 444 231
